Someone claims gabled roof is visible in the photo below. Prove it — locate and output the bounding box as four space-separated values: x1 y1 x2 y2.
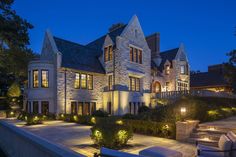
86 24 127 52
158 48 179 70
53 37 105 74
190 72 228 88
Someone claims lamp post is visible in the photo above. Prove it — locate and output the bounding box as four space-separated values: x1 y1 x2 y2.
180 107 186 121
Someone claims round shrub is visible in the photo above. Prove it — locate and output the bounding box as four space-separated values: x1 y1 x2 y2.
92 110 108 117
90 120 133 149
138 105 150 114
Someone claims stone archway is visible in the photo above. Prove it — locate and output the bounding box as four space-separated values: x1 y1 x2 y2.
152 81 161 93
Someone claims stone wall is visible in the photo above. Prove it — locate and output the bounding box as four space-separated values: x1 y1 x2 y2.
56 69 105 114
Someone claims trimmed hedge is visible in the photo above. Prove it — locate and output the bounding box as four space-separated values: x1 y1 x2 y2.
145 96 236 123
124 120 175 138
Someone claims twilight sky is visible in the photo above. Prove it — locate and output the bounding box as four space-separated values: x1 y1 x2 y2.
13 0 236 71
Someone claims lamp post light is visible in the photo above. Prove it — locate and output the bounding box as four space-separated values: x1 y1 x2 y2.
180 107 186 121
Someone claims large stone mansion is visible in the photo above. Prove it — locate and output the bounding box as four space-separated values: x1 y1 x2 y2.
25 15 190 116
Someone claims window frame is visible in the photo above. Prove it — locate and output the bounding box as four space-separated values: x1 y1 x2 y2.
80 73 87 89
87 74 93 90
129 46 142 64
180 65 185 74
165 65 170 75
41 69 49 88
33 70 39 88
74 73 80 89
104 45 113 62
129 76 140 92
33 101 39 114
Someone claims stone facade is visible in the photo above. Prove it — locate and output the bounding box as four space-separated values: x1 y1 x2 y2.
25 15 190 115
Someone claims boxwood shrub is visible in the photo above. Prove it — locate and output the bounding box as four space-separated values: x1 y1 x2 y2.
90 119 133 149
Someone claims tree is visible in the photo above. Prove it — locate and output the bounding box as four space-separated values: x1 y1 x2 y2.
224 50 236 93
0 0 37 89
7 82 21 97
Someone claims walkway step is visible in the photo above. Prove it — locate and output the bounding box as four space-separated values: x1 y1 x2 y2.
188 137 218 147
190 132 221 141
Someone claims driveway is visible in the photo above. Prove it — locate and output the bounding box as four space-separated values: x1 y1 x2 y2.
5 119 196 157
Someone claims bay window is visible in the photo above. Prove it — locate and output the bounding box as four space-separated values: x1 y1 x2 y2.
41 70 49 88
33 70 39 88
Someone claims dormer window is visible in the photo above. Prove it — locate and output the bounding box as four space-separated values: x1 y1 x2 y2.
129 46 142 64
104 45 113 62
165 65 170 75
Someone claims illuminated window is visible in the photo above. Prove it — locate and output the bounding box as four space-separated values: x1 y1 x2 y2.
33 101 38 114
81 74 87 89
165 65 170 75
71 102 77 114
78 102 83 115
180 65 185 74
129 77 140 92
87 74 93 90
129 46 142 64
33 70 39 88
83 102 90 115
165 82 170 91
108 75 113 90
177 80 188 91
104 45 112 62
130 47 133 62
41 70 49 88
91 102 96 114
74 73 80 89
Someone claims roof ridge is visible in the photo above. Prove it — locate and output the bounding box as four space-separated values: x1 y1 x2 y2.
53 36 100 52
160 47 179 53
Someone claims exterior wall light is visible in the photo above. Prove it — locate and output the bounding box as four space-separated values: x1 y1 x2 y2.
180 107 186 115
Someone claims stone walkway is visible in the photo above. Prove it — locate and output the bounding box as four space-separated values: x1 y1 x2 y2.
200 116 236 131
4 119 196 157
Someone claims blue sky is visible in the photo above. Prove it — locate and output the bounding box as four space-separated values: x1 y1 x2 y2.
13 0 236 71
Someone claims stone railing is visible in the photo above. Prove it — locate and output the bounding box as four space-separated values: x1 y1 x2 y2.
0 120 85 157
152 90 236 99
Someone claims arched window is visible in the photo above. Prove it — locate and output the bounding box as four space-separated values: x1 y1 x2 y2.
152 81 161 93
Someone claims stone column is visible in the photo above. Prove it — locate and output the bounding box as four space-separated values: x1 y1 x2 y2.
176 120 199 141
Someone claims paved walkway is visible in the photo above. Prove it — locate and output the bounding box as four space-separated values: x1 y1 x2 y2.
4 119 196 157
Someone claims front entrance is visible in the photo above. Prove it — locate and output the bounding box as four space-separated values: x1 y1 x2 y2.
152 81 161 93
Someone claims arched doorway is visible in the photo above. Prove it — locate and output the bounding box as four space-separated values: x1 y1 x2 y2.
152 81 161 93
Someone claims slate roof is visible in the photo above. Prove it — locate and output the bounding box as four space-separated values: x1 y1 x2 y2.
152 48 179 71
86 24 127 52
190 72 228 88
53 37 105 74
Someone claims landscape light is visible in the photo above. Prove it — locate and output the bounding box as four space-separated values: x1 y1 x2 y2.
10 111 14 115
116 120 123 125
91 117 96 124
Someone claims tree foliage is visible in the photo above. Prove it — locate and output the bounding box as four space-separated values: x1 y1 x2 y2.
0 0 38 89
224 50 236 93
7 82 21 97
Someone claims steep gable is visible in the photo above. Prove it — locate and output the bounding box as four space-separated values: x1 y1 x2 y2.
158 48 179 71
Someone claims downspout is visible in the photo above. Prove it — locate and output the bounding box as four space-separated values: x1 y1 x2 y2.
64 69 67 114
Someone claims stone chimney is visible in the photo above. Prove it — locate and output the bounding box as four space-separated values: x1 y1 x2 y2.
109 23 125 32
146 33 162 66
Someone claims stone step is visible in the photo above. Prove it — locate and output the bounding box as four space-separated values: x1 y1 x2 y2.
198 125 236 133
190 132 221 141
194 128 227 135
187 137 218 147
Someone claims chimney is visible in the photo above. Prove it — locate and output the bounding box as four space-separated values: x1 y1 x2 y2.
109 23 125 32
146 33 160 58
